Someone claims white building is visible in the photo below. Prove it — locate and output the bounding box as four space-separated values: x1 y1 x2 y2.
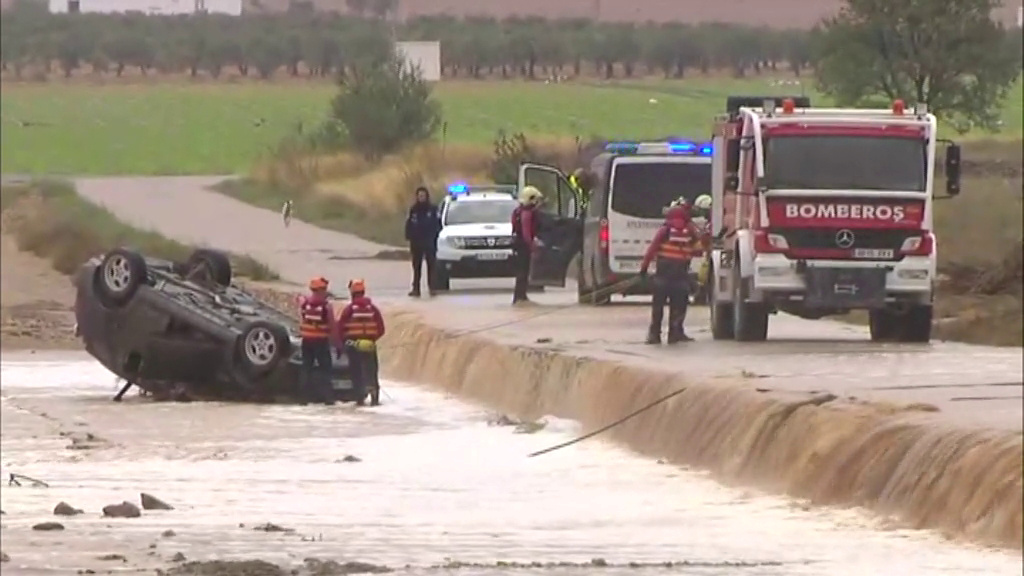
396 41 441 82
47 0 242 15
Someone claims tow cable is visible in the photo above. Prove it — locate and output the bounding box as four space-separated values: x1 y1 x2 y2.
527 385 689 458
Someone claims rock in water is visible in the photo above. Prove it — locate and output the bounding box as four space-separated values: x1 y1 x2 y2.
32 521 65 531
102 501 141 518
140 493 174 510
53 501 84 516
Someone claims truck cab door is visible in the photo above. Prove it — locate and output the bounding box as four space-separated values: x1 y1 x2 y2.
518 162 583 287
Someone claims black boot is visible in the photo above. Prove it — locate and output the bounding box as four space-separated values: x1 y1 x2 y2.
408 286 421 297
667 331 693 344
645 329 661 345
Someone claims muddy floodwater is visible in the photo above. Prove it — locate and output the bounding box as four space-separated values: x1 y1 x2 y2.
1 354 1020 576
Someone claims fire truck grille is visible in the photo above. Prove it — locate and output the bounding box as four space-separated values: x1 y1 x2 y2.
774 228 918 253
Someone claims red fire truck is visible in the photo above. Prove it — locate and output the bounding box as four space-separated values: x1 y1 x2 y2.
707 96 962 342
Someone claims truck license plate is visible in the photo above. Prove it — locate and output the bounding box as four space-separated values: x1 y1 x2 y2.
478 253 508 261
853 248 894 259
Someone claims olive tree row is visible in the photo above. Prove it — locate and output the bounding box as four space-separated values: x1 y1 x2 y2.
0 2 814 80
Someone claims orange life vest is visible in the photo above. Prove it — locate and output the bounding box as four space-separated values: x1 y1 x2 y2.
299 300 331 340
343 302 382 340
655 225 702 279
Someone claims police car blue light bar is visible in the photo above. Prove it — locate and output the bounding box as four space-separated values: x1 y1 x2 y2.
605 140 713 156
448 183 469 195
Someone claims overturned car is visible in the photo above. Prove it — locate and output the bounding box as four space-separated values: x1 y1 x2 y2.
73 247 358 403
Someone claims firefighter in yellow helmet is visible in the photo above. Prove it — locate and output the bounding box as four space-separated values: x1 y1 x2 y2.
691 194 714 303
511 186 544 305
337 278 386 406
568 168 593 214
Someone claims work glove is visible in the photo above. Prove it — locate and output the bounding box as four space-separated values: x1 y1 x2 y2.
639 268 648 279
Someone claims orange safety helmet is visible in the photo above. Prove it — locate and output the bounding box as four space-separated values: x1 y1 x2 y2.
348 278 366 294
309 276 329 291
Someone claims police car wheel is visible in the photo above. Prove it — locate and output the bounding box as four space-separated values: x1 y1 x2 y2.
433 268 451 291
235 320 291 376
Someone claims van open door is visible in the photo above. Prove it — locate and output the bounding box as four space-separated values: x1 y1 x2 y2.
518 163 583 287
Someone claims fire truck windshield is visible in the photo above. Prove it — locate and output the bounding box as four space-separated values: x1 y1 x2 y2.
763 135 927 192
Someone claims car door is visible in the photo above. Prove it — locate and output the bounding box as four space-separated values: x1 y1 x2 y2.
518 162 583 287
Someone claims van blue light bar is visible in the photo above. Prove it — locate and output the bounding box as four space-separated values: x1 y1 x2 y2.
605 140 713 156
605 141 640 153
448 183 469 195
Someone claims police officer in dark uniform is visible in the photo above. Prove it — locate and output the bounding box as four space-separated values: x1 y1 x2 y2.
510 185 543 305
638 202 707 344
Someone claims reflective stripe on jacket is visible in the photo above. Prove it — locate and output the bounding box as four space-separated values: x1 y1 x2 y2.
655 225 702 280
343 303 383 339
299 301 331 339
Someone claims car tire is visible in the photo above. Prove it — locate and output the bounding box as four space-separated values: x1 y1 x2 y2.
732 266 768 342
709 270 735 340
95 248 148 307
898 305 933 343
235 320 291 377
868 309 898 341
433 267 451 292
185 249 232 287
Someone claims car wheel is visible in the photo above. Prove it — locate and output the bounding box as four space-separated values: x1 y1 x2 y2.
433 267 451 291
185 249 232 287
235 320 291 377
95 248 148 307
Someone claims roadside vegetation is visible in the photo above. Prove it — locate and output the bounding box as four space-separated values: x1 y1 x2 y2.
0 0 1019 346
0 180 278 280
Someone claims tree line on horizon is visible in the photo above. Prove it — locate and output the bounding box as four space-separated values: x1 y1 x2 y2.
0 0 830 81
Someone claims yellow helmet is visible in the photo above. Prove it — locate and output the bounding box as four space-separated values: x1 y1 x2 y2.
519 186 543 205
694 194 712 210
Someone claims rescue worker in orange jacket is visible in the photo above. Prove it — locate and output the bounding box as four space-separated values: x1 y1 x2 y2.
337 279 386 406
297 276 340 404
639 202 708 344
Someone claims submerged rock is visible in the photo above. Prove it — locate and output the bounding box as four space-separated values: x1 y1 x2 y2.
32 521 64 531
141 493 174 510
53 501 84 516
251 522 293 533
303 558 393 575
102 501 141 518
167 559 285 576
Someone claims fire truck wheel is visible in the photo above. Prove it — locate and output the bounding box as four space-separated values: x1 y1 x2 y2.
732 267 768 342
898 305 933 343
868 309 899 341
709 271 734 340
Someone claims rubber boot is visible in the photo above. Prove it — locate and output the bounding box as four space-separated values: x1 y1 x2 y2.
408 286 421 298
645 329 661 345
667 330 693 344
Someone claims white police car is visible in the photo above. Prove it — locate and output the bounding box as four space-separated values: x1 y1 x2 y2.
434 183 520 291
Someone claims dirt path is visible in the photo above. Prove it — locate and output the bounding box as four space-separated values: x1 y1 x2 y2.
71 176 1023 430
0 231 78 351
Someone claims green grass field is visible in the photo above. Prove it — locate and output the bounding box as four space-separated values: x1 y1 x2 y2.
2 78 1021 175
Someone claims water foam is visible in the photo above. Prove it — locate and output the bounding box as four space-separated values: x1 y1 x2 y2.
380 310 1024 550
1 359 1021 575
